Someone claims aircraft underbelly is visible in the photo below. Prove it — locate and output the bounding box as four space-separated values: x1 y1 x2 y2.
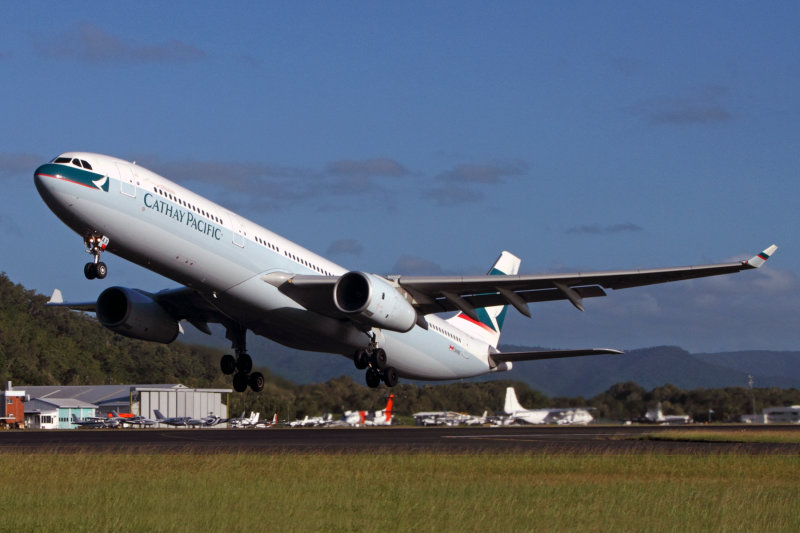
382 328 491 380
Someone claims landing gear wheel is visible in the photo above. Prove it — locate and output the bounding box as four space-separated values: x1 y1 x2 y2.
353 349 369 370
220 354 236 375
249 372 265 393
84 263 97 280
236 353 253 374
373 348 388 370
95 262 107 279
232 372 248 393
365 368 382 388
382 366 399 387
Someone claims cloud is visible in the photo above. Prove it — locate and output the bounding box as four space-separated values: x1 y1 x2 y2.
0 153 44 179
566 223 643 235
327 158 411 178
326 239 363 256
423 186 483 206
632 85 732 125
436 162 526 184
391 256 447 276
36 22 205 64
149 159 315 190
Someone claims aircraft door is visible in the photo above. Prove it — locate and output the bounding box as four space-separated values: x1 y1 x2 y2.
233 222 245 247
116 163 136 198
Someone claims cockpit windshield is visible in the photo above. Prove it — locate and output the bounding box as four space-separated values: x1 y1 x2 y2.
53 156 93 170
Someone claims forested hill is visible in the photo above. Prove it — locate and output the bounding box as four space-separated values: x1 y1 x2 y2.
0 273 236 388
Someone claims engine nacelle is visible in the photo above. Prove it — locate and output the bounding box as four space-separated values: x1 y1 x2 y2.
334 271 417 332
96 286 180 344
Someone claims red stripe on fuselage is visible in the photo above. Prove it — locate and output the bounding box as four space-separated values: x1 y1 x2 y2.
36 172 97 190
457 313 495 333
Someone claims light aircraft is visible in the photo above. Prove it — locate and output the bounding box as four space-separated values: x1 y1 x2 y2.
501 386 594 425
342 394 394 426
121 413 157 427
642 402 692 425
71 413 116 428
412 410 487 426
228 411 260 428
153 409 197 427
34 153 778 393
255 413 279 428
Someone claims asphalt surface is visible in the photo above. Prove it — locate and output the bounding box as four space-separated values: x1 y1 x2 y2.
1 425 798 454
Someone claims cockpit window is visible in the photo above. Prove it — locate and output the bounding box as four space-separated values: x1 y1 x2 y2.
54 157 71 164
72 158 81 167
80 160 93 170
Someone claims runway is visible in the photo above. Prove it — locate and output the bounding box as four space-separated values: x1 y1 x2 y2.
1 425 798 454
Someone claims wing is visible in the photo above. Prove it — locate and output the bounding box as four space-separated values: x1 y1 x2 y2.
47 286 226 335
269 245 777 320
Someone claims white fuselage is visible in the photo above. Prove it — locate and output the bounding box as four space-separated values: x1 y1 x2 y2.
34 152 499 381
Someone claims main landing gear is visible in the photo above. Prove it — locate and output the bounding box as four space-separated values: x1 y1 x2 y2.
354 344 399 388
83 232 109 280
220 324 264 393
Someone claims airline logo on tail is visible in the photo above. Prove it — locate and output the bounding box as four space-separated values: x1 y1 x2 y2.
447 251 521 347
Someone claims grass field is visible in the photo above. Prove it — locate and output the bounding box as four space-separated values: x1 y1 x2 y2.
640 428 800 444
1 451 798 532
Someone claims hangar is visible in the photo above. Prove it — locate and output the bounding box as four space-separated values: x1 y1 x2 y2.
21 384 232 428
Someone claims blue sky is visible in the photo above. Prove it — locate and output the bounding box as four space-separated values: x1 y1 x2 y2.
1 3 797 353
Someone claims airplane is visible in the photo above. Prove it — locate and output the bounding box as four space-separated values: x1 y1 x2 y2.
412 410 487 426
642 402 692 425
121 413 158 427
288 413 335 427
153 409 197 427
228 411 260 428
71 413 115 428
342 394 394 426
34 153 778 393
254 413 279 428
501 386 594 425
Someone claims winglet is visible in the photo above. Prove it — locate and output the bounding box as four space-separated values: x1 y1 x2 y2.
746 244 778 269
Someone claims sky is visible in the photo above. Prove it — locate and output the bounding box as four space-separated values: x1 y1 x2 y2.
1 3 798 353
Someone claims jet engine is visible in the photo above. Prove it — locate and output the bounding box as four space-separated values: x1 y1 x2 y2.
334 272 417 332
96 287 180 344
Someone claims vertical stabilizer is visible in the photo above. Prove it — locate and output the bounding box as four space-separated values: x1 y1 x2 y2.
384 394 394 423
503 387 525 414
446 251 521 347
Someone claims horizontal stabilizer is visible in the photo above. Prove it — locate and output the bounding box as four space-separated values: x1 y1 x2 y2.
47 289 96 311
491 348 623 363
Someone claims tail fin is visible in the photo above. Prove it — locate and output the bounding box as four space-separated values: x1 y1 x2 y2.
251 412 260 424
503 387 525 414
446 251 521 347
271 413 278 426
384 394 394 423
154 409 165 420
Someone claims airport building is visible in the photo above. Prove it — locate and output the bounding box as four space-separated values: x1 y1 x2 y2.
25 397 97 429
21 383 232 428
2 382 26 429
741 405 800 424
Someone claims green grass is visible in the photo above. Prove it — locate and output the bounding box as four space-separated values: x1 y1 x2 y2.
1 452 798 532
641 428 800 444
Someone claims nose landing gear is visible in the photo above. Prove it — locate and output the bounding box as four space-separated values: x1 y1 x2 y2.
83 233 109 280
